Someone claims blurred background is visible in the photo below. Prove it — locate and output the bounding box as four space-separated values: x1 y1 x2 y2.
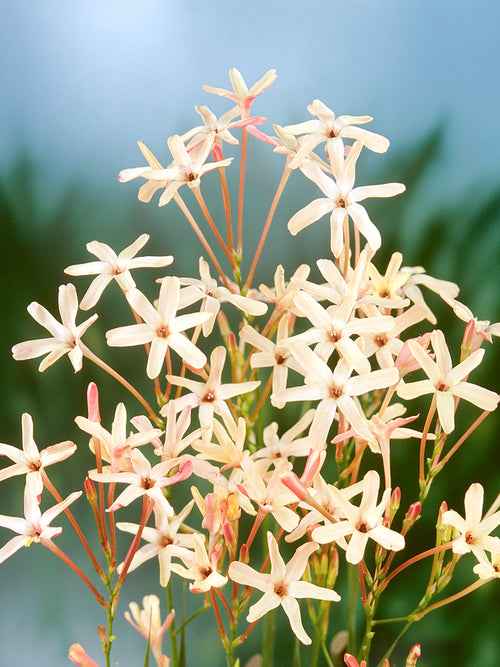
1 1 499 665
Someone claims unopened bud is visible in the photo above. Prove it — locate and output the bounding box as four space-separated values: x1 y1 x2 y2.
388 487 401 522
401 501 421 535
239 542 250 565
300 448 326 487
84 477 97 507
87 382 100 422
68 644 101 667
405 644 421 666
280 470 308 501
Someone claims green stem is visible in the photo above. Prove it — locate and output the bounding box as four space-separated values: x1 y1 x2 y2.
262 607 276 667
347 563 359 654
166 583 179 667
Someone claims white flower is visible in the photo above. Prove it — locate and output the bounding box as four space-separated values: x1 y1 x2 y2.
64 234 173 310
0 413 76 497
228 531 340 645
12 284 97 372
312 470 405 564
106 277 209 378
125 595 174 667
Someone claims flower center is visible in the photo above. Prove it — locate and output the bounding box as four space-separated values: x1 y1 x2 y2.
203 390 216 403
374 334 388 348
157 325 171 339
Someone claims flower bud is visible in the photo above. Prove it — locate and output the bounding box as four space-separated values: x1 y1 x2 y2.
68 644 101 667
86 382 100 422
405 644 421 666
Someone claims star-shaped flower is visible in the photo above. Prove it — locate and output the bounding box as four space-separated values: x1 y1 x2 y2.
12 284 98 372
228 531 340 645
106 277 209 378
203 68 277 118
0 413 76 497
64 234 173 310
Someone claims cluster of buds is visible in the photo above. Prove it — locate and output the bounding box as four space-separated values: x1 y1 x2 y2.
1 68 499 667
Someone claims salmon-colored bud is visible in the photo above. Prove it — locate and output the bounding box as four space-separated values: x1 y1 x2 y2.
68 644 101 667
217 310 231 338
300 448 326 487
239 542 250 564
406 502 421 523
389 487 401 520
84 477 97 505
343 653 366 667
87 382 100 422
280 470 308 501
406 644 421 666
396 333 432 376
97 625 107 646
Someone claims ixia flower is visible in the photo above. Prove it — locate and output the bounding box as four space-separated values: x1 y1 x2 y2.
312 470 405 564
64 234 173 310
442 483 500 563
0 478 81 564
0 412 76 497
228 531 340 645
12 283 97 372
106 276 209 378
288 141 405 256
397 329 499 433
125 595 174 667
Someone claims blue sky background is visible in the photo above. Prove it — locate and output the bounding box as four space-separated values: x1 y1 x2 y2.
0 2 499 665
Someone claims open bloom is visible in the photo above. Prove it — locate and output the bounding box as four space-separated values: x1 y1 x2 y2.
12 283 97 372
442 483 500 563
203 68 277 118
0 412 76 497
397 329 499 433
64 234 173 310
312 470 405 564
106 277 209 378
0 479 81 564
288 141 405 256
228 531 340 645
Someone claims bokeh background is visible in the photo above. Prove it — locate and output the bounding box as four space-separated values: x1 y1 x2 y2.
1 1 499 665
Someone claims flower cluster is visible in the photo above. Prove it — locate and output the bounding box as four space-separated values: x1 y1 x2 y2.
2 68 499 667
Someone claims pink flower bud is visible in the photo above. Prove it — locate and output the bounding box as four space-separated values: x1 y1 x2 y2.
300 448 326 487
280 470 308 501
406 644 421 666
86 383 100 422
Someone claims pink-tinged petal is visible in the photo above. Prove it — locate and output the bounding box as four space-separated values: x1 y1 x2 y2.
58 284 78 328
42 491 82 526
106 323 153 347
80 274 114 310
20 413 38 460
329 207 348 257
247 590 281 623
436 391 456 434
446 349 485 386
68 644 102 667
40 441 77 467
290 580 341 602
359 470 380 514
346 531 369 564
464 483 484 525
267 532 286 581
288 198 335 236
431 329 453 377
281 595 311 645
312 521 354 544
285 541 318 582
126 289 161 328
397 379 435 400
12 338 59 361
339 141 363 192
170 312 210 334
346 368 399 396
451 382 499 412
369 525 405 551
168 334 207 370
0 535 32 565
350 182 405 203
347 203 381 251
0 514 31 533
27 303 68 340
108 486 143 512
128 255 174 270
337 395 371 441
228 561 272 591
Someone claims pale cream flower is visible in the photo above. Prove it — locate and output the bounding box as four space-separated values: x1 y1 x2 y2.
165 346 260 443
0 413 76 498
203 68 277 118
288 141 405 256
106 277 209 378
0 478 81 564
228 531 340 645
312 470 405 564
397 329 499 433
442 483 500 563
12 283 97 372
64 234 173 310
169 533 228 593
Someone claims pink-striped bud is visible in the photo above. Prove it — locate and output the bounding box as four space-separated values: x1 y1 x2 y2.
300 448 326 487
280 470 308 501
406 644 421 666
68 644 101 667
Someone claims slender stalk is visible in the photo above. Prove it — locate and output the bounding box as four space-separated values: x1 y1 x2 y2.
81 344 160 425
218 165 234 252
43 539 107 607
436 409 490 472
193 187 235 267
347 563 359 653
377 542 452 595
174 193 231 289
166 583 179 667
414 578 488 620
419 396 436 484
237 127 248 253
244 165 291 290
41 471 104 578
